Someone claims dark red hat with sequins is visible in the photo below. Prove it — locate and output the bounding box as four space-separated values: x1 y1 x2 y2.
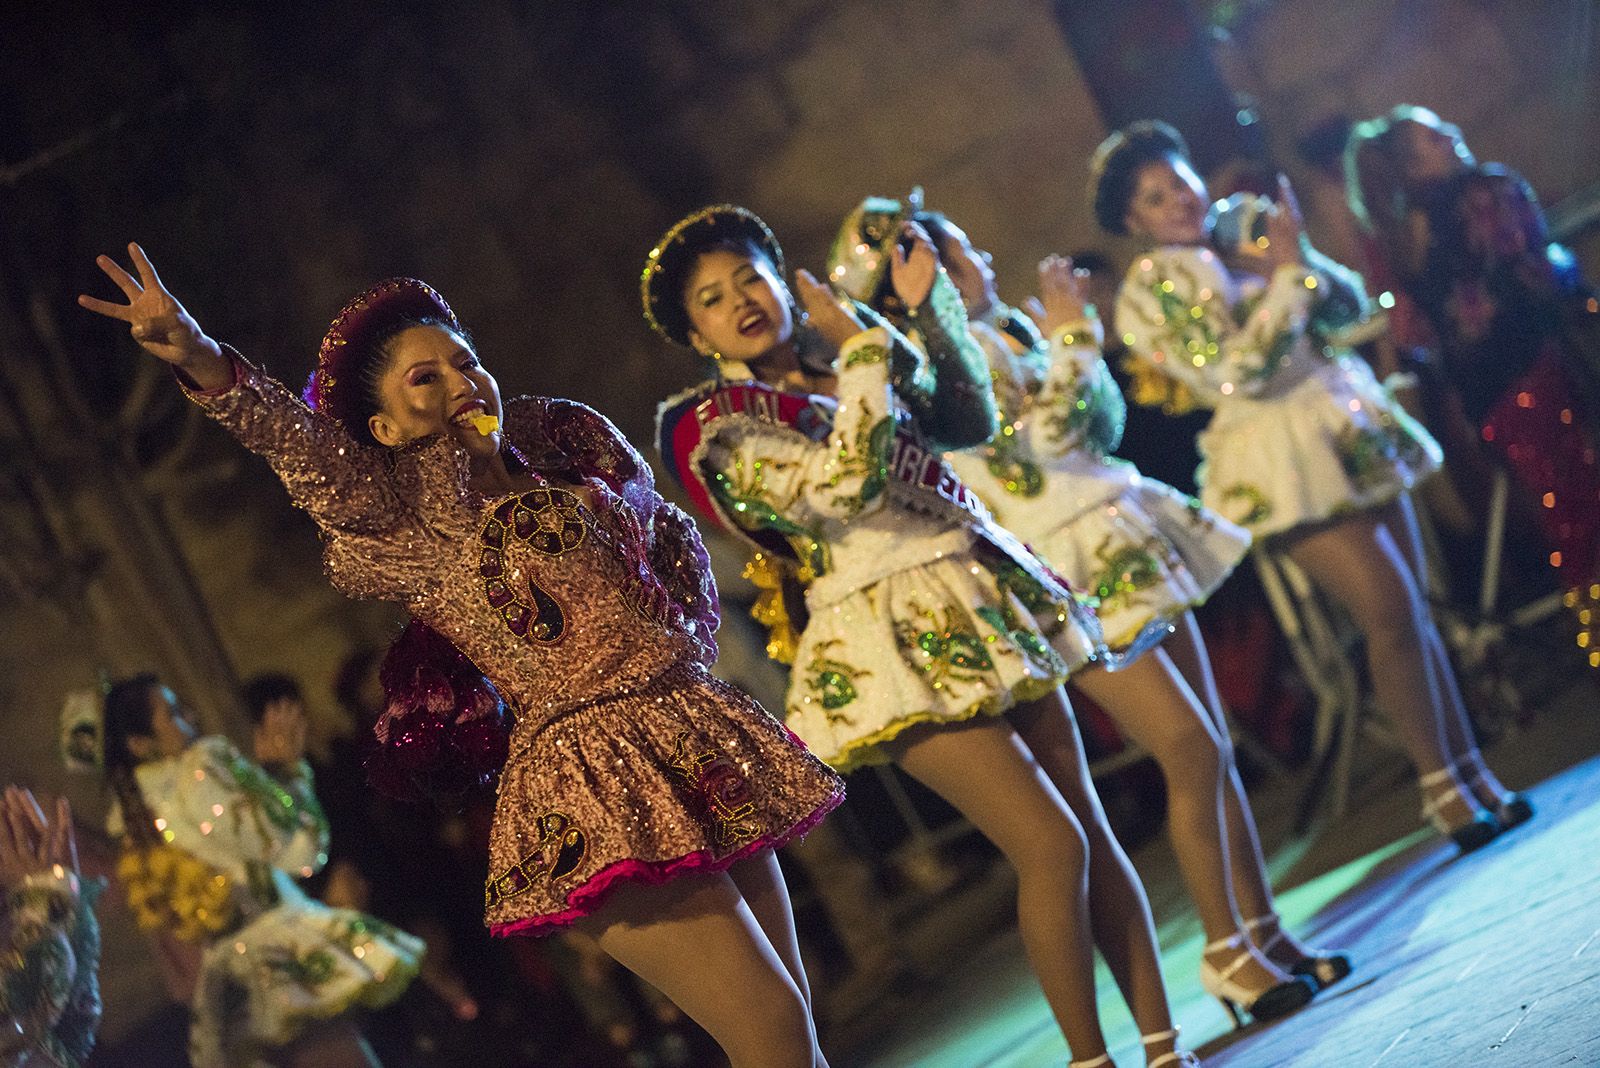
304 277 461 432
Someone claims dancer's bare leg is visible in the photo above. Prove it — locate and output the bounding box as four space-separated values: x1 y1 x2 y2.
1281 512 1479 824
1071 654 1294 998
728 850 830 1067
887 713 1107 1063
1164 610 1317 961
1008 688 1181 1064
578 871 823 1068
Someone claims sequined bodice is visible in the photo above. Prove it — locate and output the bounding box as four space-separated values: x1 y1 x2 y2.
431 476 702 721
186 355 719 730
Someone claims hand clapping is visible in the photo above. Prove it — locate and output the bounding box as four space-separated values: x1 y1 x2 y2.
0 787 78 891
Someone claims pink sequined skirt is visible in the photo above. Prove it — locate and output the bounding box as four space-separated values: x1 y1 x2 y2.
485 660 843 936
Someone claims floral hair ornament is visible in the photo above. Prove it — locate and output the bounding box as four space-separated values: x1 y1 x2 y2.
825 187 924 303
642 204 786 347
60 686 107 774
304 277 463 433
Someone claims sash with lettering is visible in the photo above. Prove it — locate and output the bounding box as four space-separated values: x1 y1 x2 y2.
655 379 1082 607
658 379 994 533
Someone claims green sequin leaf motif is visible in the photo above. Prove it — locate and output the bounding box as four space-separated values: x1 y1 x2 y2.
1142 264 1290 387
827 410 894 516
226 752 326 839
977 566 1071 677
843 342 890 368
1086 535 1167 615
1221 483 1273 527
896 605 996 689
805 639 872 723
984 436 1045 497
258 945 339 991
1335 422 1401 492
1043 359 1127 456
710 460 831 578
858 416 895 505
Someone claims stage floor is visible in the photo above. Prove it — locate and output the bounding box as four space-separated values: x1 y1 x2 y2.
845 681 1600 1068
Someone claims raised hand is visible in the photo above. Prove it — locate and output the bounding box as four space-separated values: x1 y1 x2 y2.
47 796 79 877
79 243 231 390
1263 174 1306 272
796 267 867 352
0 787 51 889
889 222 939 309
1028 255 1099 338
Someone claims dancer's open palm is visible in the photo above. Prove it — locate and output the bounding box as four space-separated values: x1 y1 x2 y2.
79 243 227 385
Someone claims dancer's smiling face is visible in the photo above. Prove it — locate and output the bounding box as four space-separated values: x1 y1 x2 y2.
1124 155 1210 246
367 324 504 460
683 246 795 364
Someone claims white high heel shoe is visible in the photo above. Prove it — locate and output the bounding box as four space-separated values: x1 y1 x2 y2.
1141 1026 1201 1066
1243 913 1353 990
1199 932 1315 1026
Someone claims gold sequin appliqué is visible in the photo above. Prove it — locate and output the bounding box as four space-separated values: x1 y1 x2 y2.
485 812 588 910
480 488 588 645
665 732 761 850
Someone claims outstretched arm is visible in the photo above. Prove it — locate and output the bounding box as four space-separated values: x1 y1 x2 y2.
80 245 402 531
78 243 232 391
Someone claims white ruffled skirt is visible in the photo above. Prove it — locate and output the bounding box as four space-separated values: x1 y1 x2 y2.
1031 473 1251 655
190 877 423 1068
1196 353 1441 538
787 545 1100 772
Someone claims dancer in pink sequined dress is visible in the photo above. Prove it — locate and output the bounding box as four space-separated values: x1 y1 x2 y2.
80 245 843 1068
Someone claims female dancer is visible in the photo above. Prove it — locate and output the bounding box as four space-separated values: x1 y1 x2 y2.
647 204 1196 1068
831 201 1337 1019
1349 107 1600 669
79 247 844 1068
1091 121 1527 850
0 786 101 1068
62 676 420 1068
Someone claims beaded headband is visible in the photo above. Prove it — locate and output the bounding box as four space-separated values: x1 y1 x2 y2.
641 205 785 347
304 277 461 431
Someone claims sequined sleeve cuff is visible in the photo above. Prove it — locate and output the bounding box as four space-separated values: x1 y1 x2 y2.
172 344 247 399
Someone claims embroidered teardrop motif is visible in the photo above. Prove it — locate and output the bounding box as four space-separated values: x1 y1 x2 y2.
480 488 589 647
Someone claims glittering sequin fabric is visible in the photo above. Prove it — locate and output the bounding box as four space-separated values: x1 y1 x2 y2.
185 354 843 935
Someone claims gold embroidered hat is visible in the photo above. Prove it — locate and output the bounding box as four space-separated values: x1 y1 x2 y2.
642 205 785 347
825 187 924 303
305 278 461 432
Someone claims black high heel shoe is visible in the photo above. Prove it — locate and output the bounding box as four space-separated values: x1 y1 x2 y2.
1200 933 1318 1026
1465 763 1534 829
1244 913 1353 990
1420 767 1500 852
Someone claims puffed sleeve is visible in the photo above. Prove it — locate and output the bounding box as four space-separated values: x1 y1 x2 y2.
1032 319 1127 458
706 328 898 538
0 869 103 1068
647 500 721 662
179 346 406 534
1117 246 1316 399
188 739 330 880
